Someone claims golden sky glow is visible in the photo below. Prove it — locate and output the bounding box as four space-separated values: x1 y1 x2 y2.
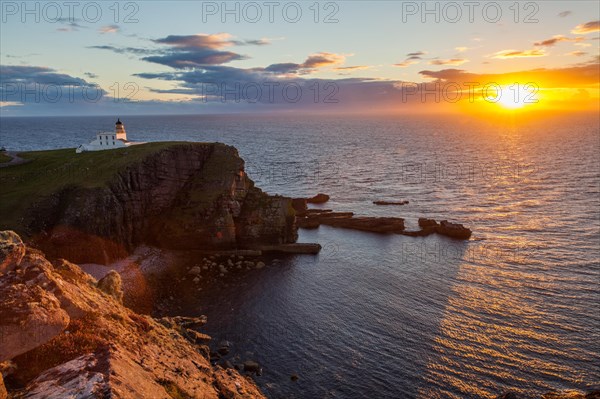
0 2 598 115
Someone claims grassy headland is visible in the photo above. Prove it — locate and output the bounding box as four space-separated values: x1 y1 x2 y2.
0 142 201 233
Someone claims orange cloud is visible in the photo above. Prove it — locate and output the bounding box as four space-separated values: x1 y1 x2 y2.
429 58 469 66
534 35 584 46
491 49 546 59
568 51 588 57
334 65 370 71
154 33 236 49
418 62 599 88
99 25 120 34
302 52 346 69
572 20 600 34
393 60 418 68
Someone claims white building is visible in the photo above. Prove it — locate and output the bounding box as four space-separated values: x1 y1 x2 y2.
76 119 142 153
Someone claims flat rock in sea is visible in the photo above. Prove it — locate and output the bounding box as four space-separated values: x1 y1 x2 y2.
253 243 322 254
373 200 409 206
306 193 330 204
297 210 472 240
243 360 260 373
437 220 472 240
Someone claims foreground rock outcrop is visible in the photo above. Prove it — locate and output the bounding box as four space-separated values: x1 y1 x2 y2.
0 231 25 274
1 143 298 264
0 231 266 398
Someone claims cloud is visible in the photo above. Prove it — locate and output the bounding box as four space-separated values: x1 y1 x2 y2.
99 25 120 34
572 20 600 34
132 33 273 69
4 59 600 116
56 18 87 32
405 51 427 61
264 52 346 75
239 38 271 46
534 35 584 46
4 53 40 59
84 72 99 79
455 47 469 52
572 88 590 100
568 51 588 57
491 49 547 59
88 33 266 69
88 45 156 56
429 58 469 66
91 33 338 72
334 65 370 71
264 63 302 74
558 11 572 18
135 65 264 86
0 101 23 108
302 52 345 69
393 60 418 68
0 65 95 86
143 50 247 69
153 33 235 49
418 63 600 88
0 65 104 105
152 33 270 50
135 65 409 111
394 51 427 67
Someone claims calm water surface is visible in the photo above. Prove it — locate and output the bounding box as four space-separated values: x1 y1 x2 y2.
1 114 598 398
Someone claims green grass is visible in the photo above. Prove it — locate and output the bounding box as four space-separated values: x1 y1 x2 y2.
0 142 209 234
0 152 11 163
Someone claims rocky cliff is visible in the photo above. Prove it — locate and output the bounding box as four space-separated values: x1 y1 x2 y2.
0 231 266 399
0 143 297 264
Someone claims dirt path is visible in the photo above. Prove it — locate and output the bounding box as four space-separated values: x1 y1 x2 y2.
0 152 30 168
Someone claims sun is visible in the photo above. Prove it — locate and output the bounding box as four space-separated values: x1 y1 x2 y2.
495 84 539 109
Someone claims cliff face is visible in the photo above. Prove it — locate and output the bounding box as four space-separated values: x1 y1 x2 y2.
0 231 266 399
17 143 297 263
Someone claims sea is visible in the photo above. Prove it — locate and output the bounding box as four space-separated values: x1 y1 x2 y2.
1 113 599 399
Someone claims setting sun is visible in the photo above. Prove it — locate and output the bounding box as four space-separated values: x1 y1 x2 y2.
496 84 539 109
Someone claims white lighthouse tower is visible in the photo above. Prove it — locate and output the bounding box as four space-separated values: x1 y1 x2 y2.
115 118 127 141
76 119 142 153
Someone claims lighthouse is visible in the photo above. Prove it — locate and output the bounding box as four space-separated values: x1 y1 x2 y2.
115 118 127 141
76 118 143 153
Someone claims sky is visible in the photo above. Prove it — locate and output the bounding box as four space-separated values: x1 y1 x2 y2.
0 1 598 116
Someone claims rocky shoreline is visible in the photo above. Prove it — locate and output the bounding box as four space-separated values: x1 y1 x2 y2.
4 145 595 399
0 231 266 398
2 231 597 398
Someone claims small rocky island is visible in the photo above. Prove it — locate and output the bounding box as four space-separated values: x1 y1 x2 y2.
293 197 472 239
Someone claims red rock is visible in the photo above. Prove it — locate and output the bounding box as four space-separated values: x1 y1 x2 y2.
437 220 472 239
306 193 330 204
